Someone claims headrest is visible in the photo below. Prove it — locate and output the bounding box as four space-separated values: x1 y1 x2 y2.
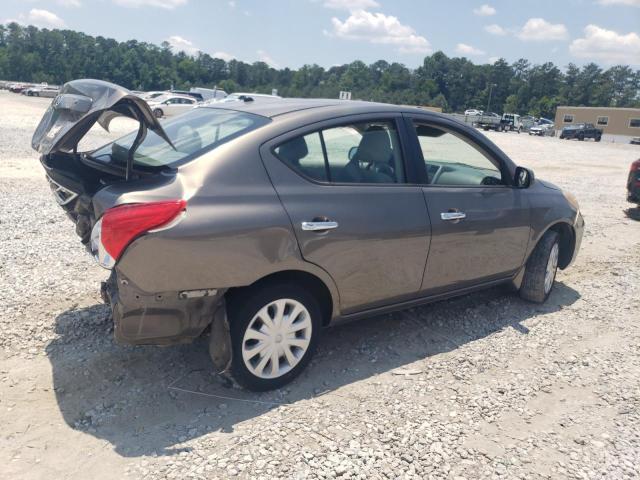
355 127 392 164
278 136 309 165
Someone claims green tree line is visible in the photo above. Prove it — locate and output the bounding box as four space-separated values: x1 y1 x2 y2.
1 23 638 118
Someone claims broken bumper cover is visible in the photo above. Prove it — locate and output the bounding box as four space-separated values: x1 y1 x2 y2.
101 271 226 346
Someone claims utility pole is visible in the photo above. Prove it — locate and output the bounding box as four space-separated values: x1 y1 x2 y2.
486 83 496 113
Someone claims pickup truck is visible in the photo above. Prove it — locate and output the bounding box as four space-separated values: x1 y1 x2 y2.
477 113 522 133
476 112 505 131
560 123 602 142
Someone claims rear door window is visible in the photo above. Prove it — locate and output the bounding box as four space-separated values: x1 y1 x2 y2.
275 120 405 184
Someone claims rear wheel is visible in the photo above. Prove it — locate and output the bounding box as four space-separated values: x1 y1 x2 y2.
595 135 601 142
578 133 585 141
519 230 560 303
153 108 163 118
228 283 322 391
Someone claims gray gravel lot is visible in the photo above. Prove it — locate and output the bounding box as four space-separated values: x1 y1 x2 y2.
1 90 639 479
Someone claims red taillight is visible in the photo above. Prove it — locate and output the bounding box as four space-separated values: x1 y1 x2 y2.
101 200 186 261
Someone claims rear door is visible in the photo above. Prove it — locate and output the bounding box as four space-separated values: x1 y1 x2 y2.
260 114 431 314
404 115 531 294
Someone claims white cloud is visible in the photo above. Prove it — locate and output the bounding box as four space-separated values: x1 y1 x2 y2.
517 18 568 41
570 24 640 65
322 0 380 10
228 0 236 7
257 49 279 68
328 10 431 53
484 23 507 36
166 35 199 55
112 0 187 9
473 4 496 16
455 43 486 56
212 51 235 61
488 56 500 63
596 0 640 5
27 8 65 27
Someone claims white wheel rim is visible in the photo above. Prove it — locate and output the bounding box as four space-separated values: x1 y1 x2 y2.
241 298 312 379
544 243 559 294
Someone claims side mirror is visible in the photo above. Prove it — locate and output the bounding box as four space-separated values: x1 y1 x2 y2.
348 146 358 161
515 166 534 188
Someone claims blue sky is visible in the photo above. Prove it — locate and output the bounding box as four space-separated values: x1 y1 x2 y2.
3 0 640 68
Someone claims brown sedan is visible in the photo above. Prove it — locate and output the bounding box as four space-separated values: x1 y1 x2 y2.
33 80 584 390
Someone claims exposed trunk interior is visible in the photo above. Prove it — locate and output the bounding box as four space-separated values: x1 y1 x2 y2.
42 152 124 244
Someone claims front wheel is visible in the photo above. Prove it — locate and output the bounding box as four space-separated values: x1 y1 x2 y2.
153 108 163 118
519 230 560 303
228 283 322 391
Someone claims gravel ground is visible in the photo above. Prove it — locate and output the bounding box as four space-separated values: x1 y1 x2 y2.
1 90 639 480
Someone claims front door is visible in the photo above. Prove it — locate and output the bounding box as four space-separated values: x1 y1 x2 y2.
407 118 531 294
261 116 431 313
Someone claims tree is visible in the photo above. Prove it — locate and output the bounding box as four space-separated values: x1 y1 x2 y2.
1 23 638 114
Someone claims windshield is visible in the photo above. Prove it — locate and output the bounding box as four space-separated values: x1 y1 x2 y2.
89 107 270 169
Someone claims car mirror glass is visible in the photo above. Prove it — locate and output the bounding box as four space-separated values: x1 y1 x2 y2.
515 166 533 188
348 146 358 161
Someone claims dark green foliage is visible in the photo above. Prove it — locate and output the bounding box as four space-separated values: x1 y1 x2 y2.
1 23 638 117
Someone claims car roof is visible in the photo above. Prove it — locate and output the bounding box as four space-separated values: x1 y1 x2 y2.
198 98 437 120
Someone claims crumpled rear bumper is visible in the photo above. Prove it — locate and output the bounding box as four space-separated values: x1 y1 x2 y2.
101 270 225 346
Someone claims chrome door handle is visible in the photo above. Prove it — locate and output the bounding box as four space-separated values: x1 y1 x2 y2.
440 212 466 221
301 221 339 231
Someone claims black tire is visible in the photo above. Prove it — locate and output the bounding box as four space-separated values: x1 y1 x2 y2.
519 230 560 303
595 135 601 142
578 134 584 141
153 108 163 118
227 283 322 391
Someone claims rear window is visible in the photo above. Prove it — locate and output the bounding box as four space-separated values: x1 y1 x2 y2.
90 108 269 168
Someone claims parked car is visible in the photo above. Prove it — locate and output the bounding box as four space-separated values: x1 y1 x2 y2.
141 91 168 101
628 159 640 205
32 79 584 391
464 109 483 116
190 87 227 101
212 92 282 104
9 83 29 93
630 137 640 146
169 90 204 102
147 94 198 118
520 115 536 131
560 123 602 141
25 85 60 98
529 118 555 137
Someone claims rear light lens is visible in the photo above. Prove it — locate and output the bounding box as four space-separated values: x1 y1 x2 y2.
91 200 186 269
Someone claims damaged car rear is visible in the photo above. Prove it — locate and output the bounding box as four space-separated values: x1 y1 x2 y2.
34 79 584 391
33 80 277 387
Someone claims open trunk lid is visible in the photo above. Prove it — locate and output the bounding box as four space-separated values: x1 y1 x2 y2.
32 78 172 159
